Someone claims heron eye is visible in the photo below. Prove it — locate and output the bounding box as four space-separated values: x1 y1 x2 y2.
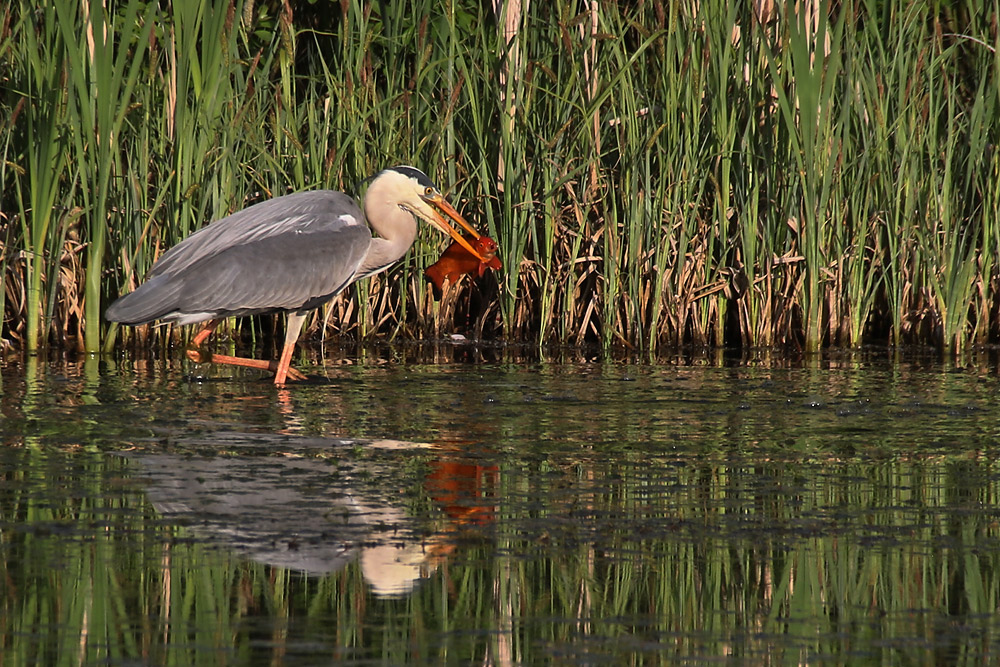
424 186 435 196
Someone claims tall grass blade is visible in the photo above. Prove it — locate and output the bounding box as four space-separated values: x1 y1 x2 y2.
16 2 68 352
56 0 157 352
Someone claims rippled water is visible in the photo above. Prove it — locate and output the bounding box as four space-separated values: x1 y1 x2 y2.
3 348 1000 664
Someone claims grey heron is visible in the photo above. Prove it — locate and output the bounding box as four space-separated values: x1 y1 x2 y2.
106 166 487 384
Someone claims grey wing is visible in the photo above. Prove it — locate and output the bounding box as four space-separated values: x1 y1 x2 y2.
149 190 363 278
174 224 372 320
106 191 372 325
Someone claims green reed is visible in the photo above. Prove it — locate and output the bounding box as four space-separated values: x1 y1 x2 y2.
56 0 156 353
2 0 999 352
767 2 847 353
10 2 68 353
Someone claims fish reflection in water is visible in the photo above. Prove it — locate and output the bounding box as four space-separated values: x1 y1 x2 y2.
128 434 496 597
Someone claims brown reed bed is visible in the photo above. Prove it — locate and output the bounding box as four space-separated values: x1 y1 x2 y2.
2 0 998 357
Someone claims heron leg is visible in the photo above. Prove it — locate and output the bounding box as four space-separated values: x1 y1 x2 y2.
273 312 307 385
197 352 308 381
185 317 308 383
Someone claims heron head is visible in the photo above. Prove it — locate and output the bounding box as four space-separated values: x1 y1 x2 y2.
379 166 488 261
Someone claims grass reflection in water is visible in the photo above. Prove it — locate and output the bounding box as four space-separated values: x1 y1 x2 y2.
2 356 1000 664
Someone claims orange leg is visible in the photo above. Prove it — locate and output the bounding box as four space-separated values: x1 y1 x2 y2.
186 317 308 384
190 319 221 348
273 312 307 385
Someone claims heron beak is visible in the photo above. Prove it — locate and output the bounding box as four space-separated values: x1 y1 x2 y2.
424 194 488 261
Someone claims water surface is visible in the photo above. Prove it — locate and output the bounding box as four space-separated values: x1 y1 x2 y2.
3 349 1000 664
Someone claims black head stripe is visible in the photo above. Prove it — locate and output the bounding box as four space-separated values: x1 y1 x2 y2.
388 165 436 190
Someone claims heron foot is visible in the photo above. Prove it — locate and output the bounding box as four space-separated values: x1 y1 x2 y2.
281 366 309 382
186 347 211 364
273 363 309 384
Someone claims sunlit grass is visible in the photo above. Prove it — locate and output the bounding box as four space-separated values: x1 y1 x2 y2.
1 0 999 353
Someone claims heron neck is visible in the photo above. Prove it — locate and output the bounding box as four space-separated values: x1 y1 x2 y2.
356 189 419 278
